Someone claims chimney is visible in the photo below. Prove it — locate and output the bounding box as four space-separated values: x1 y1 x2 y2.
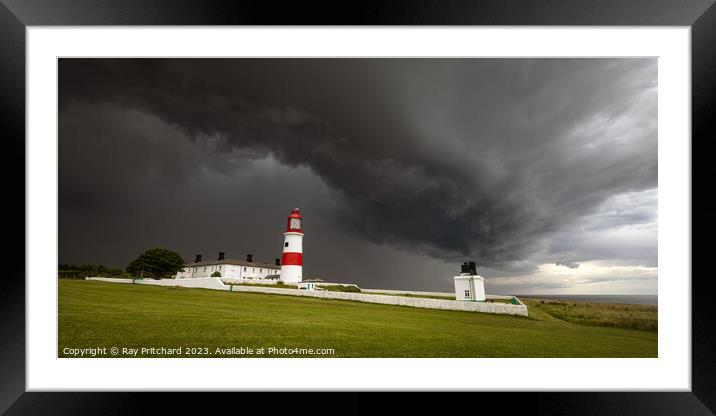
218 252 225 261
246 254 253 263
275 258 280 266
195 254 202 263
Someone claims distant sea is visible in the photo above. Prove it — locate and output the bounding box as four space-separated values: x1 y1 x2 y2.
516 294 658 305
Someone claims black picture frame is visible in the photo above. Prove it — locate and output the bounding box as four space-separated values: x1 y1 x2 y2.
1 0 711 414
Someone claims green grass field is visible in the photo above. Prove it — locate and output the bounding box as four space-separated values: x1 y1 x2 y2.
58 280 657 358
522 299 657 331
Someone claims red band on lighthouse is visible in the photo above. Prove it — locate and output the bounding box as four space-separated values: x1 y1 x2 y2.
281 252 303 266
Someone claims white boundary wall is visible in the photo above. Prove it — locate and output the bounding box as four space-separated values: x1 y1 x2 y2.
85 277 133 284
136 277 228 290
85 277 528 316
87 276 228 290
228 284 528 316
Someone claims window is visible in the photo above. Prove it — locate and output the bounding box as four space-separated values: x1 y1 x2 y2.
464 290 470 297
244 267 246 271
285 242 289 247
290 218 301 229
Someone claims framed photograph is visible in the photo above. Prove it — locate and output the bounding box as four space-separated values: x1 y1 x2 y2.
2 0 711 413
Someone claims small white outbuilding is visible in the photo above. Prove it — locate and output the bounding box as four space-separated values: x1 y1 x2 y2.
454 261 486 302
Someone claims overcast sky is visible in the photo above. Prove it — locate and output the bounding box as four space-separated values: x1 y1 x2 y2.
59 58 657 294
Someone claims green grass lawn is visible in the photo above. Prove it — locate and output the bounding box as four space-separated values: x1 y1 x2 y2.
58 280 657 358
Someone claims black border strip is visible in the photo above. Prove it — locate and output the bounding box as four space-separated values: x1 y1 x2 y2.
1 0 712 414
0 1 26 415
1 0 715 25
691 0 716 413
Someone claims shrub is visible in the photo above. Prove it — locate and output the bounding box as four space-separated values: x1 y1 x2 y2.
58 263 128 279
211 271 221 277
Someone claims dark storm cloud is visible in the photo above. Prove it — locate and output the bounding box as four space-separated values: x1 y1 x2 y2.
59 58 657 274
59 101 336 270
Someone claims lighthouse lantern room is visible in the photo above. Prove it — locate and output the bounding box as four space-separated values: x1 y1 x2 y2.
280 208 304 283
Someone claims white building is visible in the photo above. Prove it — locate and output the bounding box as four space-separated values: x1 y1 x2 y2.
453 261 486 301
174 253 281 280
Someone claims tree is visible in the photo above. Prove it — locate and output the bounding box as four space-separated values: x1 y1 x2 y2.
126 248 186 279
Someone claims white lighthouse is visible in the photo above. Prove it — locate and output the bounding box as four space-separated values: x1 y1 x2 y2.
454 261 486 301
280 208 304 283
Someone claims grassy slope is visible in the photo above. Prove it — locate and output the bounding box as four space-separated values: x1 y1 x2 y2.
58 280 657 358
522 299 658 332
